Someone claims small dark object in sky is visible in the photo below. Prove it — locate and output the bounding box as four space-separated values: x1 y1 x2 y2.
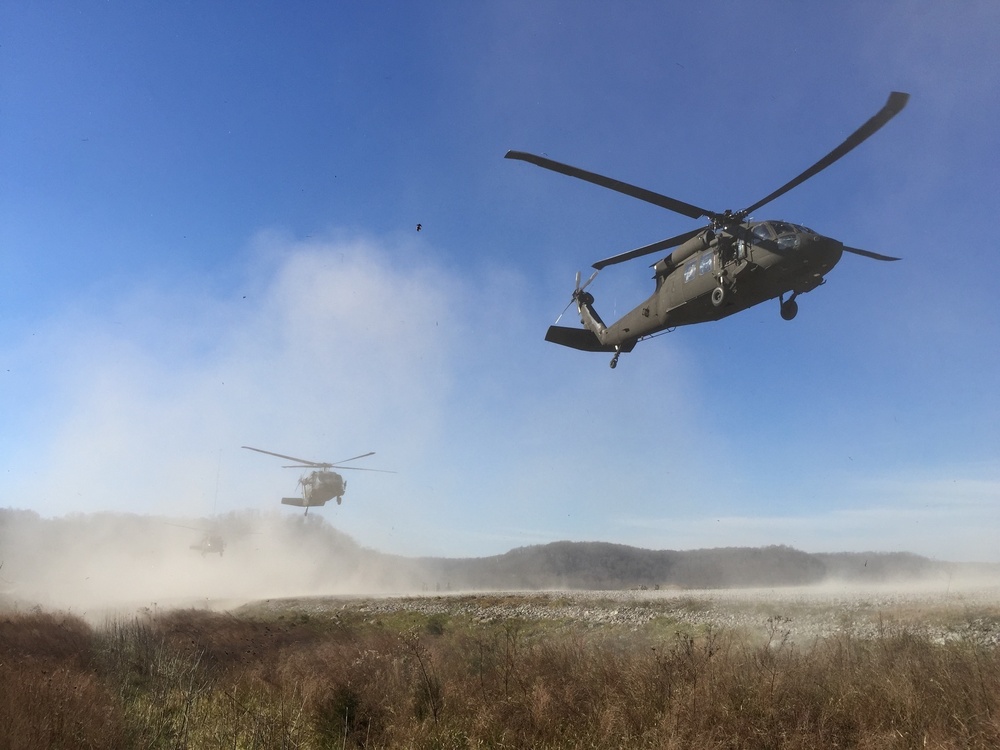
416 223 422 232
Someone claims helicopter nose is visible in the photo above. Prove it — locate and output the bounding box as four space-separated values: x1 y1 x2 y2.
807 235 844 272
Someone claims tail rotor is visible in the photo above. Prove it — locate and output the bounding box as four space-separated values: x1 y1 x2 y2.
554 270 598 324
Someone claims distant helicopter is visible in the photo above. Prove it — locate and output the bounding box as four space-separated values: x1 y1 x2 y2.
506 91 909 368
166 522 226 556
190 532 226 556
242 446 393 514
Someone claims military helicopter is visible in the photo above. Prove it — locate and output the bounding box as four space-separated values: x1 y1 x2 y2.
190 532 226 556
506 91 909 368
165 522 226 556
242 445 392 514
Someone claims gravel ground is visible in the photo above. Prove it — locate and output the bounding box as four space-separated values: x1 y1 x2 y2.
246 578 1000 645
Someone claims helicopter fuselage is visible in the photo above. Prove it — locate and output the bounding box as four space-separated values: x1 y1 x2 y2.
549 220 844 353
190 533 226 556
243 445 388 513
513 91 908 368
282 469 346 508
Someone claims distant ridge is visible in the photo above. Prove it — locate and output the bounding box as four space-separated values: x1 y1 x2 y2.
415 541 991 591
417 542 814 589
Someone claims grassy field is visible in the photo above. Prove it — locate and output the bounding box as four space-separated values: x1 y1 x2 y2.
4 589 1000 748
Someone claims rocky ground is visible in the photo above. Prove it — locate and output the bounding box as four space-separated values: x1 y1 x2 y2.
241 577 1000 646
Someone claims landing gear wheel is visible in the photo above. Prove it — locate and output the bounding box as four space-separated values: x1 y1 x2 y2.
780 298 798 321
711 286 726 307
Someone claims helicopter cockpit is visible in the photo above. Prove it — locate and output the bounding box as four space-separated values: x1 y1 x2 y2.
752 221 817 251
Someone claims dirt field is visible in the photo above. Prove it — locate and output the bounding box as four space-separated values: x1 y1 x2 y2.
238 577 1000 645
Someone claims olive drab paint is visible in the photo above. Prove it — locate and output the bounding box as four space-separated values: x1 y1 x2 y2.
507 92 909 368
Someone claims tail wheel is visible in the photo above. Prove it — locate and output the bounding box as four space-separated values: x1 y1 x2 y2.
780 298 798 320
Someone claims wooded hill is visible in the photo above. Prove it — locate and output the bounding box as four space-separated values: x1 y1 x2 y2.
416 541 970 590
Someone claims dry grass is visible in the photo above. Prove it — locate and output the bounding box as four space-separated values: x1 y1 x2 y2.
3 598 1000 748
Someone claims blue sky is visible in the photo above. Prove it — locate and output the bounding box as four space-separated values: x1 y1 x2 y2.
2 1 999 561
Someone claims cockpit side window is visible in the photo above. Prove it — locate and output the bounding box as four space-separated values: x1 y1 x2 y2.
776 234 798 250
751 224 772 242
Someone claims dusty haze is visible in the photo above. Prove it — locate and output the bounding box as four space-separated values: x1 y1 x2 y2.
4 509 999 622
0 509 428 619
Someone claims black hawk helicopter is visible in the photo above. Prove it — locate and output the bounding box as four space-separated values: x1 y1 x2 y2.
165 522 226 556
242 445 392 514
506 91 909 368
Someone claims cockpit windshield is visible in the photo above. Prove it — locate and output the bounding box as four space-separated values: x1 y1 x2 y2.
752 221 803 250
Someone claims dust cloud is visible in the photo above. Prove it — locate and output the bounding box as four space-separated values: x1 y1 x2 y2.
0 509 428 620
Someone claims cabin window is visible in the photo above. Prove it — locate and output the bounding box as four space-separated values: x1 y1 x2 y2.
698 252 714 276
683 260 697 282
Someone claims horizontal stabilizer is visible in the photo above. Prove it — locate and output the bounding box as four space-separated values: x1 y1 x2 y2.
545 325 635 353
281 497 324 507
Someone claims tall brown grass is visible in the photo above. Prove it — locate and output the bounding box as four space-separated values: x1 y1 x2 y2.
2 602 1000 748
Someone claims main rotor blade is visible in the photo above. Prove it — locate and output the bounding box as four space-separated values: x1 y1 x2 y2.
165 522 203 532
592 227 704 270
331 451 376 466
332 450 395 474
242 445 325 467
738 92 910 218
842 245 901 262
505 150 715 221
